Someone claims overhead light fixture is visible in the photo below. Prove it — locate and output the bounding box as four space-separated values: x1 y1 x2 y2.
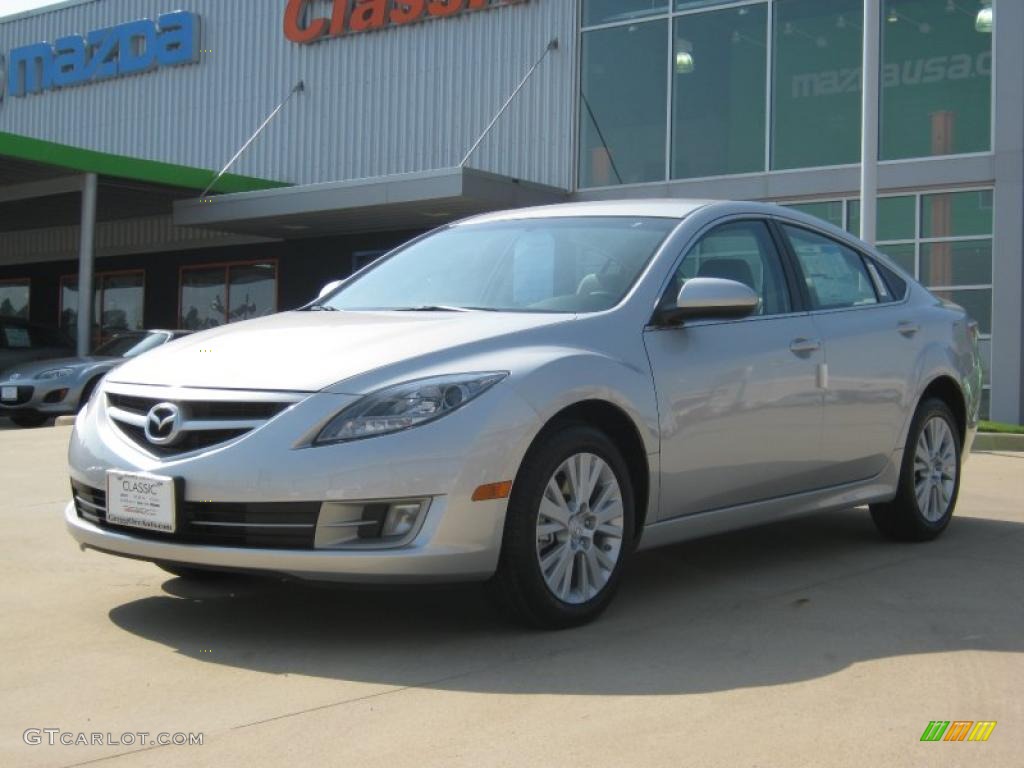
945 0 957 12
675 49 694 75
887 8 899 23
975 3 993 33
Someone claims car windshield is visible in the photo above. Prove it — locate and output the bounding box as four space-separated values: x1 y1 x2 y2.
94 332 167 358
317 217 678 313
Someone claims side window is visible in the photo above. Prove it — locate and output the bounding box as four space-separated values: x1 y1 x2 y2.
870 258 908 301
665 220 792 316
782 226 879 310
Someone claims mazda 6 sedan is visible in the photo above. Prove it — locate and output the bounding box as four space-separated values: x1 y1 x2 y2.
66 200 983 628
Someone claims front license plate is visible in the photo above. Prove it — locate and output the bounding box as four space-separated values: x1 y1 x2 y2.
106 471 177 534
1 386 17 403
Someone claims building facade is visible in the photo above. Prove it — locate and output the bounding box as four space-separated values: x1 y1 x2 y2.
0 0 1020 422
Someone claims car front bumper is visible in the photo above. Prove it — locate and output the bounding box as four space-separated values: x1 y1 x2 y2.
0 377 82 417
66 381 541 583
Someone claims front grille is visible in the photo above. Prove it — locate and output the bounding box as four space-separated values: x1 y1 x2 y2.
0 385 34 406
105 389 295 457
72 481 319 549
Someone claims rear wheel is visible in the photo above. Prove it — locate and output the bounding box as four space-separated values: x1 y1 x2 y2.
488 424 635 629
870 398 961 541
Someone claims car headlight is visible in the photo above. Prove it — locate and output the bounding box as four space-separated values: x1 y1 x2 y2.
314 372 508 445
36 367 75 380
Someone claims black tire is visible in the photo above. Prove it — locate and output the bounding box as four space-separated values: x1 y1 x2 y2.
10 414 48 428
487 423 635 629
157 563 230 580
870 397 962 542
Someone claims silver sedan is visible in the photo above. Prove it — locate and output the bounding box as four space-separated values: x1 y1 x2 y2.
2 330 190 428
65 201 983 628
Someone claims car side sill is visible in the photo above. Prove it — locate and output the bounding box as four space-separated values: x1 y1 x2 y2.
636 460 899 552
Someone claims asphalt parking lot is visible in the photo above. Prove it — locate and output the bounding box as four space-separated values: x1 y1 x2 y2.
1 422 1021 768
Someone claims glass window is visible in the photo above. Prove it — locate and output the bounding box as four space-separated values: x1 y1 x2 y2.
583 0 668 26
580 20 668 188
921 189 993 238
99 273 144 337
933 288 991 334
60 273 142 342
180 262 277 330
0 280 30 319
180 268 227 331
667 220 792 316
847 196 916 240
95 332 168 358
872 258 909 299
228 264 277 323
772 0 863 170
322 218 677 314
783 200 844 229
783 225 879 309
880 0 992 160
878 242 915 274
671 4 767 179
919 240 992 287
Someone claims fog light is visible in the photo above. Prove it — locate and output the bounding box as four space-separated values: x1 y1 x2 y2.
382 502 423 538
44 388 69 404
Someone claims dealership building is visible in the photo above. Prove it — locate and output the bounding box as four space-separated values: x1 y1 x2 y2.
0 0 1021 422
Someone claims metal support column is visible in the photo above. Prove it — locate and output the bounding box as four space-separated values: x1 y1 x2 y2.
76 173 98 357
859 0 881 245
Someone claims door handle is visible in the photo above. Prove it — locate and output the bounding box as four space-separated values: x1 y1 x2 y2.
789 338 821 355
898 321 921 337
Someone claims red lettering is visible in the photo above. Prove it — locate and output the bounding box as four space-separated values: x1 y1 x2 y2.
284 0 329 43
329 0 350 36
427 0 465 17
350 0 388 31
391 0 426 25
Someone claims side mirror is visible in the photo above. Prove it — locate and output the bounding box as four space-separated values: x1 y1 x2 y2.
658 277 758 324
318 279 345 300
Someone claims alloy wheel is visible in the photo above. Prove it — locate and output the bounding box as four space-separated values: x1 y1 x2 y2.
535 452 625 604
913 416 958 522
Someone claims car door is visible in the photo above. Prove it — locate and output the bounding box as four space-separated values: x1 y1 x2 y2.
778 223 916 486
644 219 826 520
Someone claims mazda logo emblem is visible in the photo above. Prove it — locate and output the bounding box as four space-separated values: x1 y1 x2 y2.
145 402 182 446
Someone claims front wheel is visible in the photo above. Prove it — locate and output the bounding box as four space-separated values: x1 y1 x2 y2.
10 414 49 428
870 398 961 541
488 424 635 629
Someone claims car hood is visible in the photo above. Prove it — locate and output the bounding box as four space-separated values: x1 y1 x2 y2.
1 356 118 381
107 311 574 392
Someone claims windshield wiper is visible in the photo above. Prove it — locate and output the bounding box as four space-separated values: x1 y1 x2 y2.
393 305 476 313
304 305 341 312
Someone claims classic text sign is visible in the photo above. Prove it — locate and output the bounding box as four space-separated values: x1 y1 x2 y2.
284 0 527 44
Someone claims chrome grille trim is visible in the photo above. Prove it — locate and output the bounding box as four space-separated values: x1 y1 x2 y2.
103 384 306 457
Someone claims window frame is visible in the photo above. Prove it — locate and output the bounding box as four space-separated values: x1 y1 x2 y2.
0 277 31 320
577 0 997 190
178 259 280 331
58 270 146 344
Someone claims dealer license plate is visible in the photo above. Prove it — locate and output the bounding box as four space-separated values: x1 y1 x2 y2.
105 471 177 533
1 387 17 403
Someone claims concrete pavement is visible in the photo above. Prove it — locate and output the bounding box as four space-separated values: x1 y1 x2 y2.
1 425 1021 767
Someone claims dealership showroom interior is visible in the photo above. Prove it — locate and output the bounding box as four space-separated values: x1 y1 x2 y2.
1 0 1022 766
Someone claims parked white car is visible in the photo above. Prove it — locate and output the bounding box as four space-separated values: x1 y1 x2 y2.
66 201 982 627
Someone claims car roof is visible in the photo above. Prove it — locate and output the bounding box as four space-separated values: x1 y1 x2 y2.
459 199 717 225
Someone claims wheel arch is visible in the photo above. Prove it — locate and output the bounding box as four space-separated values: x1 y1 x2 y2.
917 375 968 445
527 399 653 541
